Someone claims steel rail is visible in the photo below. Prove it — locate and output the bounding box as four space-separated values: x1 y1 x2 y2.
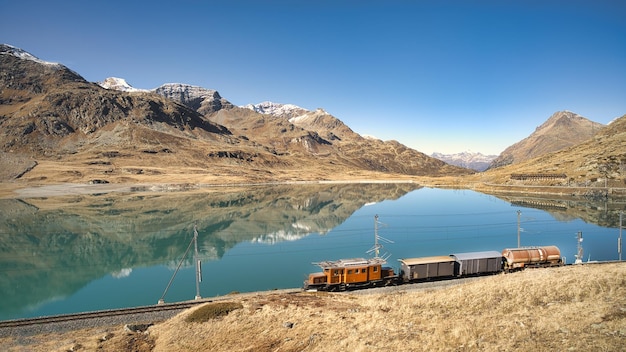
0 300 203 329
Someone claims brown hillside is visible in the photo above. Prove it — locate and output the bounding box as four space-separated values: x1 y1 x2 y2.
208 107 471 177
0 44 472 189
476 114 626 189
288 107 358 141
489 111 605 169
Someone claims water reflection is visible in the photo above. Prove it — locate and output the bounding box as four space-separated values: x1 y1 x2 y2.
0 183 421 319
493 194 626 228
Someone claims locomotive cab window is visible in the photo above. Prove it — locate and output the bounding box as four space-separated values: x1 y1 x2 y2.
361 268 366 273
373 267 378 272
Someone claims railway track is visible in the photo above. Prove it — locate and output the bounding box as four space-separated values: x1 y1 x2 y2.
0 300 203 330
0 289 301 337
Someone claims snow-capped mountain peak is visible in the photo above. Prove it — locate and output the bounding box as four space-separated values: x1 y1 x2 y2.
242 101 309 119
98 77 148 92
431 151 497 172
1 43 64 69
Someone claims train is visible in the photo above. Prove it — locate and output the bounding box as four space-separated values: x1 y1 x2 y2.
303 246 563 291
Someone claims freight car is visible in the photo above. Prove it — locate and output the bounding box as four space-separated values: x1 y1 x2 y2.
398 255 456 282
451 251 504 276
501 245 562 272
397 251 503 283
304 246 562 291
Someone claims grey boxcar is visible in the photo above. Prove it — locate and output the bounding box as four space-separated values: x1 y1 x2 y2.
451 251 503 276
398 255 456 282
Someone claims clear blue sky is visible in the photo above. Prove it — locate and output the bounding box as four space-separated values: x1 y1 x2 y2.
2 0 625 155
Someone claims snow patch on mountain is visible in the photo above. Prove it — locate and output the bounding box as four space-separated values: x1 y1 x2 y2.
362 134 381 141
431 151 497 171
98 77 148 92
288 108 331 125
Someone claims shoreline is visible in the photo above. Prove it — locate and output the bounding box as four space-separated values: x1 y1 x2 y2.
3 178 626 201
0 179 420 199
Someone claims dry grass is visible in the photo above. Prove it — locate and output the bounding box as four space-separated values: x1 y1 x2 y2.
2 263 624 352
149 263 625 352
184 302 243 323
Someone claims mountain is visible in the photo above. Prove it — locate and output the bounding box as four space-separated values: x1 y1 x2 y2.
152 83 234 115
478 114 626 189
431 151 497 172
209 102 468 176
0 44 472 185
145 85 471 177
242 101 309 119
142 82 469 177
242 102 359 142
0 44 253 185
488 111 605 169
0 45 231 156
98 79 235 115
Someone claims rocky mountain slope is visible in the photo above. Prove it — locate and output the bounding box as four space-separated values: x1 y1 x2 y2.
0 44 472 186
207 103 461 176
148 84 470 176
488 111 605 169
0 45 231 155
153 83 234 115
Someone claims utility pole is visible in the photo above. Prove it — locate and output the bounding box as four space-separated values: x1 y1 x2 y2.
517 210 521 248
194 225 202 300
619 212 623 261
367 214 393 260
575 231 584 264
158 225 198 304
374 214 380 258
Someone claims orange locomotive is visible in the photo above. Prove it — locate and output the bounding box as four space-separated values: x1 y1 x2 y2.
303 257 397 291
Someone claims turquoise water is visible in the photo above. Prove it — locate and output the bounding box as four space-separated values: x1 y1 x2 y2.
0 184 622 320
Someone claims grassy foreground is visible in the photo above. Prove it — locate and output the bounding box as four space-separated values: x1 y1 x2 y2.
3 262 625 351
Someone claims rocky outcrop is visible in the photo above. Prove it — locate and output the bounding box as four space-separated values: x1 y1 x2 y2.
154 83 234 115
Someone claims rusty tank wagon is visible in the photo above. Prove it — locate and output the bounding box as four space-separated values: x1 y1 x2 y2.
502 246 563 271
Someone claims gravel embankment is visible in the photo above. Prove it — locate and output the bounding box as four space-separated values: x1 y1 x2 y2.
0 308 185 339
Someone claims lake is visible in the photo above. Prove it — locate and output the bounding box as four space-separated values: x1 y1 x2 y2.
0 183 623 320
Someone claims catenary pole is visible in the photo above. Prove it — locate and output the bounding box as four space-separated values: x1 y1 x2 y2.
619 212 623 261
194 225 201 300
517 210 521 247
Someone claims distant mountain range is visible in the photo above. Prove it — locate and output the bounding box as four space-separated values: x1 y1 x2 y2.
431 152 497 172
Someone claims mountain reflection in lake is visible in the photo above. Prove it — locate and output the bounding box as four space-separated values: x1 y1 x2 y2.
0 184 623 320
